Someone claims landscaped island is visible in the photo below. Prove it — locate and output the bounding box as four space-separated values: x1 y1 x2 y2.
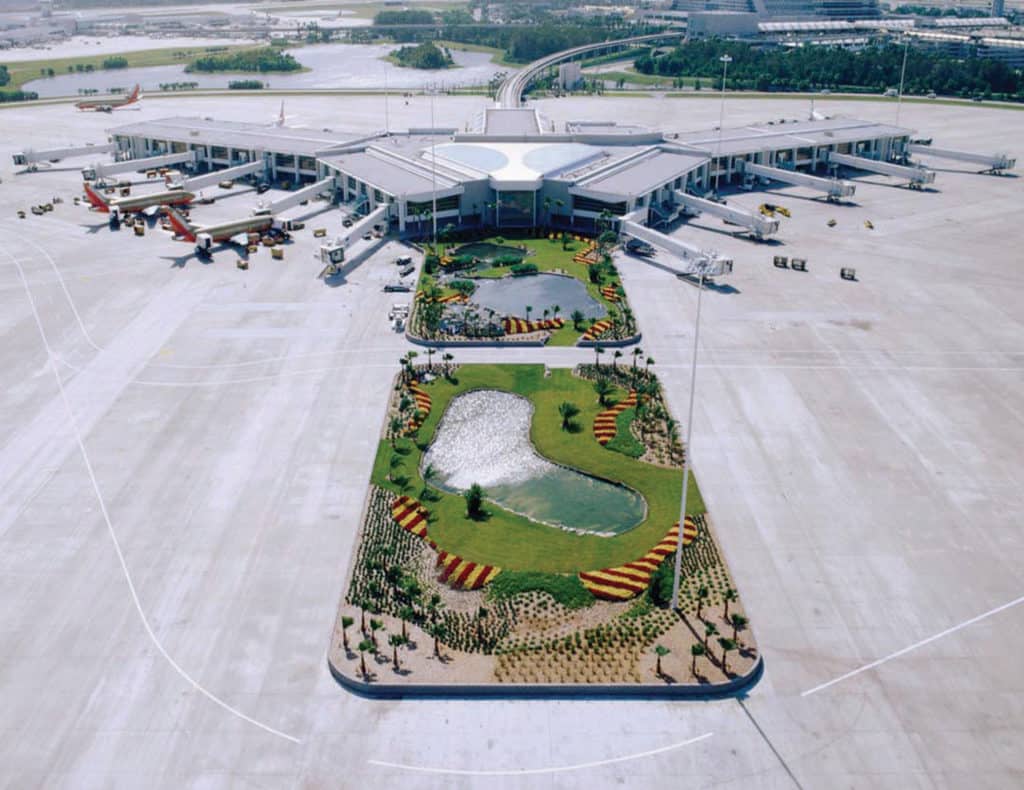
409 229 640 347
185 47 303 74
389 41 455 70
330 363 759 693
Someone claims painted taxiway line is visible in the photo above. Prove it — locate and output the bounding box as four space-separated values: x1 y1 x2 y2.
802 593 1024 697
5 246 302 745
369 731 714 776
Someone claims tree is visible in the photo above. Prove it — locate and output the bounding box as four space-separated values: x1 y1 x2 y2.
369 618 384 650
594 378 614 407
552 304 561 319
613 349 623 370
465 483 486 519
526 305 533 322
730 613 749 643
421 463 437 500
645 356 655 377
654 644 670 677
696 584 710 620
718 637 737 674
632 347 644 373
340 615 354 652
722 586 738 619
429 620 447 659
690 642 706 676
389 416 404 447
358 638 375 679
570 309 585 331
426 347 435 371
442 352 454 376
560 230 570 250
703 620 718 650
558 401 580 431
389 632 408 671
594 345 604 368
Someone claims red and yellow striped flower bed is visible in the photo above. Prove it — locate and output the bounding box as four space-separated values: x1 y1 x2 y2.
416 290 468 304
503 316 566 335
578 518 699 600
391 494 430 540
573 244 600 265
593 390 637 446
581 319 613 341
600 285 622 302
405 381 432 433
436 550 501 590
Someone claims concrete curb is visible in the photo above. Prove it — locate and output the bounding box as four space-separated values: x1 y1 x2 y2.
405 332 548 348
328 653 763 700
578 333 642 348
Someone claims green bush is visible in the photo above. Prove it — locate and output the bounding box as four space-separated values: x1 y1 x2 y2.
605 408 645 458
510 262 538 277
488 571 594 609
424 253 439 274
450 279 476 296
649 556 674 607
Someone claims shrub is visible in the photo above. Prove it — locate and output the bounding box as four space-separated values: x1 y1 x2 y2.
450 279 476 296
488 572 594 610
424 253 439 274
510 262 538 277
649 556 675 607
465 483 486 520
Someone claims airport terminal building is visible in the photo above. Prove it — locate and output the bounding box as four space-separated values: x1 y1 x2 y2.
108 107 912 233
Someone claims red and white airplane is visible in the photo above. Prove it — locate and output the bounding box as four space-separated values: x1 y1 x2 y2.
163 204 274 251
76 84 141 113
84 181 194 215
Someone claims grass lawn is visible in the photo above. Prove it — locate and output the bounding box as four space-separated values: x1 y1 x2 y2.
2 44 274 93
372 364 705 573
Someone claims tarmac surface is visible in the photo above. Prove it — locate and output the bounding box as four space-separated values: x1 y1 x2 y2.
0 93 1022 788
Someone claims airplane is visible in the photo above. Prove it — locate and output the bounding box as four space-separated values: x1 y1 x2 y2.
163 203 275 253
83 181 194 216
76 84 141 113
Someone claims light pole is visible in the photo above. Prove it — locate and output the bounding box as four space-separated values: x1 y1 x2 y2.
670 256 730 612
428 90 439 248
715 54 732 196
895 34 909 128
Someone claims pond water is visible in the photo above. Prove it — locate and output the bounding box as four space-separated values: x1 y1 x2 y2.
422 390 645 536
470 272 605 320
452 242 526 262
23 43 504 97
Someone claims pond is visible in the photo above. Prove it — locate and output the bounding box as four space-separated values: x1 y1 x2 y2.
452 242 526 262
470 273 605 320
422 390 645 536
23 43 504 97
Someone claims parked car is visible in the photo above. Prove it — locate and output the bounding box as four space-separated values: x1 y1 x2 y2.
384 283 411 292
256 183 271 194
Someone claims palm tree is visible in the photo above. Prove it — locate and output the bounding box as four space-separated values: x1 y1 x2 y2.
421 463 437 500
369 618 384 650
570 309 585 331
667 419 680 463
654 644 670 677
525 305 533 323
357 638 375 679
542 195 552 227
718 637 737 675
554 198 565 223
594 378 614 407
703 620 718 651
442 352 454 376
558 401 580 431
690 642 706 676
542 308 549 322
398 605 415 639
388 453 404 482
613 349 623 370
631 347 644 373
696 584 710 620
594 345 604 368
389 416 403 447
340 615 354 652
389 632 408 671
730 613 749 643
429 620 447 658
426 347 435 371
645 356 655 378
722 586 738 620
405 350 418 377
552 304 561 320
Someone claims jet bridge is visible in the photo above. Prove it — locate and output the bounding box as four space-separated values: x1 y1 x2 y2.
827 151 936 188
13 142 117 170
266 176 336 215
84 150 196 181
184 159 267 191
673 190 779 240
620 219 733 278
907 144 1016 174
741 160 856 200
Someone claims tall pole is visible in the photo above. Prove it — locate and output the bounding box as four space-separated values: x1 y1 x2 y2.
715 54 731 196
384 70 390 135
430 89 437 248
670 271 706 612
895 35 909 128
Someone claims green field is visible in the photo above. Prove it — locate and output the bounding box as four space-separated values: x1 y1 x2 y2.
1 44 277 92
372 364 704 573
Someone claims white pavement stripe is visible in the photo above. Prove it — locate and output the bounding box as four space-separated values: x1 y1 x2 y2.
368 731 713 776
8 253 303 745
801 593 1024 698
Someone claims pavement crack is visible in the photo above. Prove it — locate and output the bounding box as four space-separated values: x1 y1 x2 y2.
737 698 805 790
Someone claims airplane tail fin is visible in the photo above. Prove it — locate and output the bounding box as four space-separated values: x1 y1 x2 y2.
128 84 141 103
163 204 196 241
83 182 110 211
277 100 285 127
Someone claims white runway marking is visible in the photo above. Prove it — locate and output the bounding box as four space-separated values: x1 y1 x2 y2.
802 593 1024 697
5 249 302 745
368 731 713 776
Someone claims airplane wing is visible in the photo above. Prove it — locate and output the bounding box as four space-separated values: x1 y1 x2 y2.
230 232 249 246
142 205 160 217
